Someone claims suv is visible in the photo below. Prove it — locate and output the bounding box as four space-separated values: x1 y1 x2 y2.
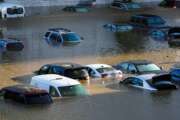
0 39 24 51
167 27 180 46
30 74 88 97
130 14 167 29
0 85 53 104
44 28 83 44
34 63 90 81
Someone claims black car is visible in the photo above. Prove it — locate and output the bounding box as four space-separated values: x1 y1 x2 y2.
0 85 53 104
159 0 180 8
167 27 180 46
35 63 90 81
0 39 24 51
114 60 164 75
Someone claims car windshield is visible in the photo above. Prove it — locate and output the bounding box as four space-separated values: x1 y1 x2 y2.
58 84 88 97
62 33 81 41
136 64 161 72
25 93 52 104
148 17 165 25
96 67 114 73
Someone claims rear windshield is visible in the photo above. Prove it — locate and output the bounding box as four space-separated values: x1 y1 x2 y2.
65 68 89 78
96 67 114 74
25 93 52 104
7 7 24 15
58 84 88 97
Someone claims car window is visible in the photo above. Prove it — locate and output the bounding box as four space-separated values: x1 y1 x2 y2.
118 63 129 72
87 68 96 76
49 33 62 42
51 66 64 74
39 65 50 74
131 78 143 86
128 64 137 73
136 64 161 72
49 86 59 97
45 32 51 37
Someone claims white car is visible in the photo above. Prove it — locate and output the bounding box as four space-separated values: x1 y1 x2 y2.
121 74 178 91
86 64 123 80
30 74 88 97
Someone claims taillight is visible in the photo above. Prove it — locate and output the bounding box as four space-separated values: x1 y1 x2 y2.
101 74 108 78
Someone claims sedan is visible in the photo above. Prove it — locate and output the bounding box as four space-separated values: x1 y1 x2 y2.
120 74 178 91
86 64 123 80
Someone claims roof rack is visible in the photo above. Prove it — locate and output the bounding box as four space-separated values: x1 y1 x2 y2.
49 28 71 32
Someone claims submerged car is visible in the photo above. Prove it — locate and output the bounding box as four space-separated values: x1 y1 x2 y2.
34 63 89 81
167 27 180 46
120 74 178 91
114 60 164 75
111 1 141 11
63 6 89 13
0 39 24 51
130 14 167 29
86 64 123 80
103 23 133 32
30 74 88 97
170 63 180 83
159 0 180 8
44 28 83 45
0 85 53 104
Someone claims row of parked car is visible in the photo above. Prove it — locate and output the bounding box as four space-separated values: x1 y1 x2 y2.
1 60 180 105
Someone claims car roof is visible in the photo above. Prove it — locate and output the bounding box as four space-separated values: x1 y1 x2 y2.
133 14 161 18
86 64 112 69
0 3 24 8
50 62 84 69
31 74 80 87
119 60 152 65
133 74 156 81
0 39 22 43
2 85 47 94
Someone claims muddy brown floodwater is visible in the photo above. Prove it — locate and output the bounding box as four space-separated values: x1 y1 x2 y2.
0 7 180 120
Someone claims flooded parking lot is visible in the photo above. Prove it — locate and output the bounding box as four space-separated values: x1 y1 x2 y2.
0 7 180 120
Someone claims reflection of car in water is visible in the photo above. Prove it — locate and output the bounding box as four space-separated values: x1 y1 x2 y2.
120 74 178 91
30 74 88 97
159 0 180 8
44 28 83 45
86 64 123 80
63 6 89 13
170 63 180 83
111 1 141 11
130 14 168 30
34 63 90 81
113 60 165 76
0 85 53 104
103 23 133 32
0 39 24 51
167 27 180 46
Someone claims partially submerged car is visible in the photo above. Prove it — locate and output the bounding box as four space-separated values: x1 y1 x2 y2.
170 63 180 83
159 0 180 8
34 63 89 81
0 39 24 51
113 60 164 75
0 85 53 104
167 27 180 46
62 6 89 13
103 23 133 32
120 74 178 91
44 28 83 45
30 74 88 97
86 64 123 80
130 14 168 30
111 1 141 11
